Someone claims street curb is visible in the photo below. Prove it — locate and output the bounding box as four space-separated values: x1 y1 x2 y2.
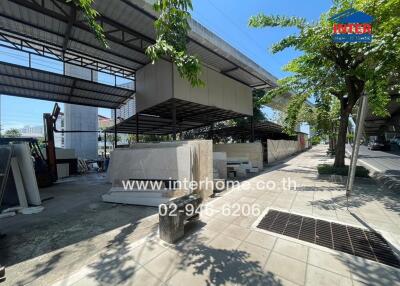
345 148 400 191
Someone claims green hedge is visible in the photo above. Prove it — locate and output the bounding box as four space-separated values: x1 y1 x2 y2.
317 164 369 177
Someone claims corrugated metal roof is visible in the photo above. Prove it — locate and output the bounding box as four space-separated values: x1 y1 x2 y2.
0 0 278 88
106 113 205 135
0 62 135 108
106 98 246 135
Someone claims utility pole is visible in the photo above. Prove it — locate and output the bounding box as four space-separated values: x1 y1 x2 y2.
346 93 368 198
0 94 2 138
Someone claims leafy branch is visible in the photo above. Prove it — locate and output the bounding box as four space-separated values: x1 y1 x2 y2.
146 0 204 87
249 14 306 29
65 0 108 47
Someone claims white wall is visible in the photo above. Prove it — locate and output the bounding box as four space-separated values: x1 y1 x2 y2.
135 60 173 113
135 60 253 116
173 64 253 115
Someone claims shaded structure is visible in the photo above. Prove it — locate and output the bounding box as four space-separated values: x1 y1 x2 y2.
0 0 289 144
203 120 295 142
0 62 134 109
364 93 400 137
0 0 278 87
107 103 237 136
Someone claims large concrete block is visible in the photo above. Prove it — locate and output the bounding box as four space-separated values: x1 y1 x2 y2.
187 140 213 198
213 142 263 170
125 140 213 198
107 145 192 186
213 152 227 179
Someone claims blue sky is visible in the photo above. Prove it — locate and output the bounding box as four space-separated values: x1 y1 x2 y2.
0 0 332 133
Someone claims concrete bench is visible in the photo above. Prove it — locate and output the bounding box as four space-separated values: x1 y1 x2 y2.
159 194 202 243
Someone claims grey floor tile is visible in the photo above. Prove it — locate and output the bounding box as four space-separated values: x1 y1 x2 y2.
264 252 307 285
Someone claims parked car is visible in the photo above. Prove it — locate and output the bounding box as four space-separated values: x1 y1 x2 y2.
369 139 391 151
390 137 400 146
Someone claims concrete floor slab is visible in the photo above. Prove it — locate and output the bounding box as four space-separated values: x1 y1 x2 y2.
305 265 352 286
236 241 271 266
245 231 277 250
264 252 307 285
142 250 180 282
119 267 162 286
221 224 251 241
307 248 351 278
273 239 309 262
208 234 242 250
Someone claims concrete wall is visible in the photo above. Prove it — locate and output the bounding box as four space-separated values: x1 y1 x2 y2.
135 60 173 112
213 152 227 179
213 142 263 169
135 60 253 116
108 140 213 198
267 139 302 163
173 64 253 115
64 64 98 160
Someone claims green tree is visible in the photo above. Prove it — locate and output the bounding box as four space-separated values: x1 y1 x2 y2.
65 0 107 47
4 128 22 138
250 0 400 167
146 0 203 87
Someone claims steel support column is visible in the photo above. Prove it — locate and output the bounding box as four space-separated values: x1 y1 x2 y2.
172 101 177 141
136 113 139 143
250 116 255 143
104 131 107 158
114 109 118 149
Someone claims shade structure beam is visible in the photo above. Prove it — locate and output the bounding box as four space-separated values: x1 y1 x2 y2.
8 0 153 59
0 61 135 109
0 31 136 80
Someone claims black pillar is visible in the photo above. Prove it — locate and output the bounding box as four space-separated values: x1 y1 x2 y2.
114 109 117 149
104 131 107 158
209 123 214 141
171 101 177 141
250 116 255 143
136 113 139 143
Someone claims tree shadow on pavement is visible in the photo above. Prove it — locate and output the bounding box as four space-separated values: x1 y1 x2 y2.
14 251 66 286
171 225 283 286
338 253 400 285
87 222 158 285
310 184 400 215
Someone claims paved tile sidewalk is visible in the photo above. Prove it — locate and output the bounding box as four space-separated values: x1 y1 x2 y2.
53 145 400 286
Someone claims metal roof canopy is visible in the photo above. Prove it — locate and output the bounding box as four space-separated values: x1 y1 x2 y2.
0 61 135 109
0 0 277 88
107 114 205 135
106 98 246 135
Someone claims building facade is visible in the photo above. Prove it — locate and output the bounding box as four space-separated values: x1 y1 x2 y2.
18 125 44 138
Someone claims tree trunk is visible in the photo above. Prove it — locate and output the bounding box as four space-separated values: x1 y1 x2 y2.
334 110 350 167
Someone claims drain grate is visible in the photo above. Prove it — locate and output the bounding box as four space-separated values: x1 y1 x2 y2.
257 210 400 268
